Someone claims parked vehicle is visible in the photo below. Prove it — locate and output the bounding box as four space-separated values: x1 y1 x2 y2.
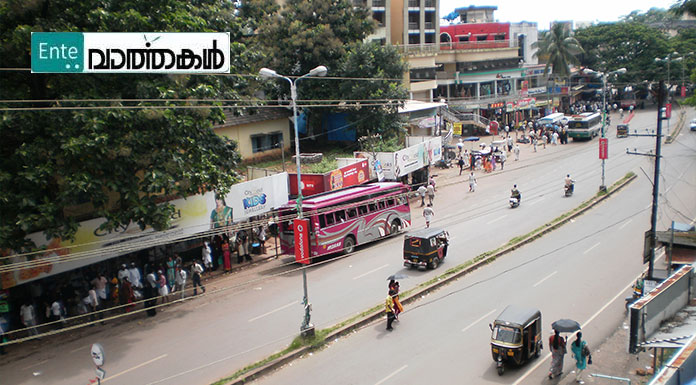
690 119 696 131
490 305 543 375
403 227 449 270
278 183 411 262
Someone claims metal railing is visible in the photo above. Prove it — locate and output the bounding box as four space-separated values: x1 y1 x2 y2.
371 0 385 7
394 40 517 56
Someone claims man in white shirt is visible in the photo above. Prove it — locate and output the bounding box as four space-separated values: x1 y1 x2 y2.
117 264 129 281
175 266 187 299
20 302 39 336
128 263 142 289
416 185 427 207
191 261 206 295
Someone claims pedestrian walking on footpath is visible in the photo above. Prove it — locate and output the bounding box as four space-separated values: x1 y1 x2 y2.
385 289 396 331
166 257 176 291
458 156 465 175
423 206 434 228
417 185 427 207
548 329 567 379
468 172 477 192
191 261 206 295
157 270 169 303
571 332 591 384
20 301 39 336
513 144 520 161
499 151 506 170
426 183 435 206
202 240 213 272
175 265 187 299
506 135 513 152
221 234 232 271
145 270 158 316
388 280 403 319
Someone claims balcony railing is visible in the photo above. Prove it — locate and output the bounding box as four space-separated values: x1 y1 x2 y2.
371 0 385 7
408 22 419 30
440 40 514 51
424 0 436 7
424 22 435 29
395 40 517 56
408 0 420 7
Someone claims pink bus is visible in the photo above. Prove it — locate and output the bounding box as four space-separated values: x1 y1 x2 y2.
279 182 412 261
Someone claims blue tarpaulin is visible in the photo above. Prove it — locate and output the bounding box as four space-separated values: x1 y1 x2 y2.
325 113 357 142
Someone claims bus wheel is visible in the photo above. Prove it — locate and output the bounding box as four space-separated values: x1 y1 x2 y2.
342 236 356 254
390 219 401 235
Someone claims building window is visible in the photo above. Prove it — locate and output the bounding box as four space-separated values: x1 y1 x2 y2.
251 131 283 153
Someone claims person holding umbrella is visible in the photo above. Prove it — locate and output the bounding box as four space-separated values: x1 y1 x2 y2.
548 329 566 379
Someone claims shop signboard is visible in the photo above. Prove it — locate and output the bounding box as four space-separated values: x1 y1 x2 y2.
528 87 546 95
289 160 370 196
0 173 290 289
453 122 462 136
354 137 441 181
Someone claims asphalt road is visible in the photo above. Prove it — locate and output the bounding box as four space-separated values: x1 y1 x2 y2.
249 108 696 384
2 106 693 385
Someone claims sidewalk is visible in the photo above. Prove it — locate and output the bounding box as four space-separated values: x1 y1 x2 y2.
556 318 655 385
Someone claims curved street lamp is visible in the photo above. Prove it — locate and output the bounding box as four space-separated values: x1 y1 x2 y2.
258 65 327 336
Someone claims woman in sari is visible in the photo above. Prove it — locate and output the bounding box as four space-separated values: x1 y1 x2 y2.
221 235 231 272
548 329 566 379
388 280 404 319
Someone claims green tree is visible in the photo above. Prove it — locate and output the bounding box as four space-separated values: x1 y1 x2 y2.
0 0 253 249
252 0 375 138
574 22 670 83
532 23 584 77
671 0 696 17
338 43 408 143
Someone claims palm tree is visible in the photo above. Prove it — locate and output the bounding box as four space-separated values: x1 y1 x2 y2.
532 23 584 77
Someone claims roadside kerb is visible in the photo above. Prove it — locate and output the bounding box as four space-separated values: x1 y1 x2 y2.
666 101 685 144
219 172 637 385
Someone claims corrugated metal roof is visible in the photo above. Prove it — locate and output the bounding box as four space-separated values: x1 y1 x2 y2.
214 107 292 128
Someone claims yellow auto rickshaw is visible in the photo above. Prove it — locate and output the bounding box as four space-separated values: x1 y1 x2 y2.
489 305 543 375
617 124 629 138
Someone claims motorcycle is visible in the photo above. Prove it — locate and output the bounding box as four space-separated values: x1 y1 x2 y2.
564 181 575 197
509 196 520 208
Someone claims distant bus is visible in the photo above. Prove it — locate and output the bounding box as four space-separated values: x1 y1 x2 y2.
537 112 566 127
278 182 412 261
567 112 602 140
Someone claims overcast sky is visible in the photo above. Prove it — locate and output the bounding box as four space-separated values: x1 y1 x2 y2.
439 0 676 30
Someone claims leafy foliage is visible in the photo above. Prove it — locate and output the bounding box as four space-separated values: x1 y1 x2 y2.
338 43 408 142
671 0 696 17
0 0 252 249
574 22 670 84
532 23 584 77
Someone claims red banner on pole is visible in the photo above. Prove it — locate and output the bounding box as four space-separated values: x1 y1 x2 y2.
599 138 608 160
681 85 686 98
294 218 310 264
665 103 672 119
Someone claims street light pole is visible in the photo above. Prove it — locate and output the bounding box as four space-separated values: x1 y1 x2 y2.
259 65 328 336
589 67 625 191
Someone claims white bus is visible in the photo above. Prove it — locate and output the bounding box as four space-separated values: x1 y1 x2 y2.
567 112 602 139
537 112 566 127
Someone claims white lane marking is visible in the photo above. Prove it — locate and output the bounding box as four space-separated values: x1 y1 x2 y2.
533 271 557 288
462 309 497 333
583 242 601 255
21 359 48 371
644 203 652 210
103 354 167 383
353 264 390 280
374 365 408 385
512 276 643 385
619 219 633 230
529 197 546 206
69 344 90 354
248 301 299 322
487 215 507 225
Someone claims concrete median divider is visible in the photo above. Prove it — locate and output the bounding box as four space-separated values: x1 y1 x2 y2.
215 172 637 385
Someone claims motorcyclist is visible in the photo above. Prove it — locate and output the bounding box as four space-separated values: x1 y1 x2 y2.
510 184 521 202
565 174 574 193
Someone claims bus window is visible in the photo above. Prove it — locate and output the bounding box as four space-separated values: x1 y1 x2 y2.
347 208 357 218
358 205 368 216
325 213 335 226
318 215 326 228
386 198 395 207
378 200 386 210
335 210 346 223
368 203 377 212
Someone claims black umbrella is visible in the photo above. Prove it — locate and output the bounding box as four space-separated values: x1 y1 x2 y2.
552 319 581 333
387 273 409 281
